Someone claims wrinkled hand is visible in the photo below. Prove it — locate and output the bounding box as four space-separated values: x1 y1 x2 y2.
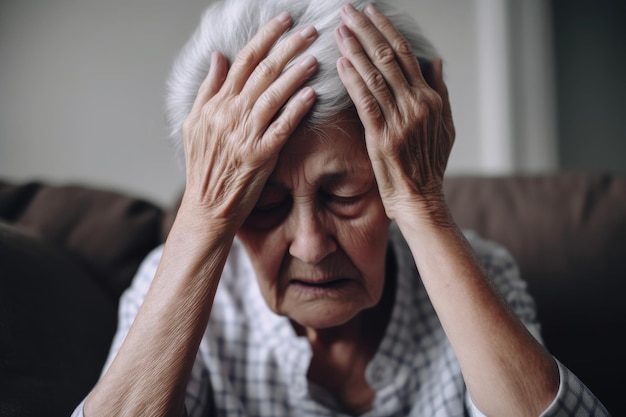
181 13 318 229
335 4 455 222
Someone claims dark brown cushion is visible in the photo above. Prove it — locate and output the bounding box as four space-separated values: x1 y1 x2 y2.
0 222 117 417
0 181 168 302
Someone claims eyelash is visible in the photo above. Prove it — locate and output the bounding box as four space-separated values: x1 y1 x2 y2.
323 193 360 206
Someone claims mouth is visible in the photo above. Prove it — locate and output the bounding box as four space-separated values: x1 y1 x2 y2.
290 278 353 289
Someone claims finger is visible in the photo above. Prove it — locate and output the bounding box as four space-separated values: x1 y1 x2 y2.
242 25 318 98
361 4 428 88
264 86 316 150
251 53 318 127
336 56 385 134
339 4 410 95
189 51 228 118
335 24 398 120
224 12 293 94
429 59 454 127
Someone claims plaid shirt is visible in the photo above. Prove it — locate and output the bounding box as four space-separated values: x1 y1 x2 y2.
73 226 610 417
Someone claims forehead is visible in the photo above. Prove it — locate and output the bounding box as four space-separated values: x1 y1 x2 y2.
272 114 372 186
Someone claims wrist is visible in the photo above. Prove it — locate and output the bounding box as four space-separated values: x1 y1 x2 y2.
387 182 453 227
163 197 239 266
176 191 241 236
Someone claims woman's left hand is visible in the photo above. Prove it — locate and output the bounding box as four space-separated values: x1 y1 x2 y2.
335 3 455 223
336 8 564 416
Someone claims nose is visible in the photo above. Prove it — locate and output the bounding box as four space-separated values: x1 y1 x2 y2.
288 203 336 265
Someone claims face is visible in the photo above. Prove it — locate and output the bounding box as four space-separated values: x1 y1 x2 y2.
237 113 390 330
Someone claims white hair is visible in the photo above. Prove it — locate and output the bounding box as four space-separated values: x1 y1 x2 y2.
165 0 439 166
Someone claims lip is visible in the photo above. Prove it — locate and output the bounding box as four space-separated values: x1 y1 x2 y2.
288 277 354 295
289 277 352 286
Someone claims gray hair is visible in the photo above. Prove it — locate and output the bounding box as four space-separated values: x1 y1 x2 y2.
165 0 438 166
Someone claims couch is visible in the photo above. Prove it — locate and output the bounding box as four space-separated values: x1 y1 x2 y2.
1 173 624 417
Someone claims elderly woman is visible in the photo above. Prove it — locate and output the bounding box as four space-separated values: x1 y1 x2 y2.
73 0 609 416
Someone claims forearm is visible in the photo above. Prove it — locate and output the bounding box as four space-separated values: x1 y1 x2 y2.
395 199 559 417
85 206 236 417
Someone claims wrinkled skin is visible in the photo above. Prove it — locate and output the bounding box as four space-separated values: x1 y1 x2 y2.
181 13 320 230
335 4 455 224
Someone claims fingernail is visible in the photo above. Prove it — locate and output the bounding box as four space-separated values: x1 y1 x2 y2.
364 4 379 17
338 57 353 70
338 25 352 39
343 3 357 15
299 55 317 70
300 86 316 101
300 25 317 40
277 11 291 24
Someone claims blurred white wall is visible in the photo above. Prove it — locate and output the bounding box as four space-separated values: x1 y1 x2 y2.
0 0 557 206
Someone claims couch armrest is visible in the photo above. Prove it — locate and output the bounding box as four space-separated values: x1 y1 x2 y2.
0 222 117 417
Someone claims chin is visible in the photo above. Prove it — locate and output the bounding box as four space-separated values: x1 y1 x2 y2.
285 301 368 330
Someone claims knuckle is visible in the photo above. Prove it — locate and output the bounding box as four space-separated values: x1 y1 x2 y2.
268 117 293 140
385 137 405 155
408 95 429 121
254 59 278 80
415 103 430 124
351 13 370 31
359 95 381 117
373 44 395 66
282 34 302 53
414 89 442 115
425 90 443 112
182 117 194 137
235 47 261 72
364 70 387 92
258 89 281 110
393 38 414 58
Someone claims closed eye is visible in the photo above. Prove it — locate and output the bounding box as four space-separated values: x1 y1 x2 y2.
245 189 292 230
324 193 361 206
254 200 289 212
321 192 366 219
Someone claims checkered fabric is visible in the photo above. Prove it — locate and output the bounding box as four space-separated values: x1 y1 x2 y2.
72 227 610 417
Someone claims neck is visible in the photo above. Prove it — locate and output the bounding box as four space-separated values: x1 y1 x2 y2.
291 247 397 415
294 252 396 415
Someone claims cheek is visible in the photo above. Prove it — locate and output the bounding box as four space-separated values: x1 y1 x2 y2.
236 228 286 285
336 205 390 278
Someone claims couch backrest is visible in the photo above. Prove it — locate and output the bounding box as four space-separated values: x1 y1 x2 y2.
0 181 171 303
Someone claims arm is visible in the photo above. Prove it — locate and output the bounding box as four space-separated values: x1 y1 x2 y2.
335 4 559 416
83 13 319 417
72 247 212 417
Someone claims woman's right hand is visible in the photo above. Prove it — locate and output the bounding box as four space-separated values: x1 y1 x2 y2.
181 12 318 231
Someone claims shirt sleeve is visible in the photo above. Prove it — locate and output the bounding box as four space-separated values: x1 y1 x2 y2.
465 360 611 417
69 245 211 417
539 359 611 417
70 399 86 417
